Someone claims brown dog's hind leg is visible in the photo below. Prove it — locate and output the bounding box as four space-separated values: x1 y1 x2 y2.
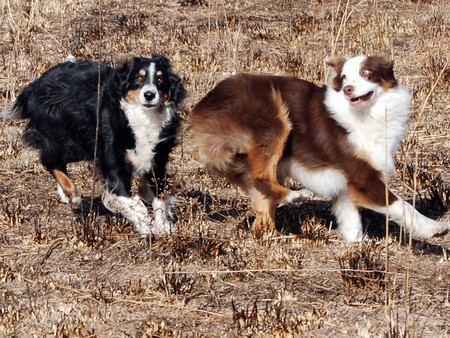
240 88 303 238
247 88 297 203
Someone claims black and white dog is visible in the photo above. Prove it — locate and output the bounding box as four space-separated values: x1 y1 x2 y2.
3 54 185 236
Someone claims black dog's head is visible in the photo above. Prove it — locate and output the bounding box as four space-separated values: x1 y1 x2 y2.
119 54 186 109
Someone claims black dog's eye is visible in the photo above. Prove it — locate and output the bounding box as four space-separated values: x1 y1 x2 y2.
135 69 146 83
156 70 164 84
135 75 145 83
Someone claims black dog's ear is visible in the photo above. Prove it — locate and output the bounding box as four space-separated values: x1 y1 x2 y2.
151 54 186 105
168 72 186 106
116 58 137 79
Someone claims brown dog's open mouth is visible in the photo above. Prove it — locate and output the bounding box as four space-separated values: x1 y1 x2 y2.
350 91 373 106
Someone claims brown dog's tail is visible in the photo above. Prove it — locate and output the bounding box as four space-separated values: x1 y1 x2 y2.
190 113 252 178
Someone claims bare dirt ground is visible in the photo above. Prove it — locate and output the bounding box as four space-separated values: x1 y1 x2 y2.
0 0 449 337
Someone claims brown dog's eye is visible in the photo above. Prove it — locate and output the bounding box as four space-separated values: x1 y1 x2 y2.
341 75 346 80
361 69 372 77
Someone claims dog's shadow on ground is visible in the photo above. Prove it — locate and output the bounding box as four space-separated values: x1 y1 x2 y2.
185 189 449 257
69 196 111 222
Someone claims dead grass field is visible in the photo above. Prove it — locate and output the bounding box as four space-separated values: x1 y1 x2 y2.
0 0 449 337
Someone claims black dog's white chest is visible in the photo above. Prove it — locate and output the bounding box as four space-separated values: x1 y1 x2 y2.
122 100 167 177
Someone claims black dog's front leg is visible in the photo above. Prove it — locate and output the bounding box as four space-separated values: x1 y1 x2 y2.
138 148 178 232
100 157 152 235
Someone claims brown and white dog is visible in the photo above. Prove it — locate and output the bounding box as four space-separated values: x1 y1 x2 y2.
190 55 449 242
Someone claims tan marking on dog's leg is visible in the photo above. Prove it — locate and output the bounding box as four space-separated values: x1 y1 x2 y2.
247 147 292 202
51 168 79 204
243 88 294 204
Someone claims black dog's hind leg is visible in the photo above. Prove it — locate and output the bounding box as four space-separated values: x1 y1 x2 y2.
50 166 81 205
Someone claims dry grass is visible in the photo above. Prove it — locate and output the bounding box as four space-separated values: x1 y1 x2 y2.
0 0 449 336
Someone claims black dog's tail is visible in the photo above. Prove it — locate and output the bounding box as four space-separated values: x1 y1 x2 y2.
1 104 22 120
1 55 77 121
1 87 32 120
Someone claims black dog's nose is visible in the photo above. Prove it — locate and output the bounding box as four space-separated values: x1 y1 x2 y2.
144 91 156 101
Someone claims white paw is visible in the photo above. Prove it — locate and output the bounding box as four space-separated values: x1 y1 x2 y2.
150 218 174 234
135 221 152 236
56 184 70 204
283 188 314 204
340 226 364 243
71 196 82 205
56 184 81 205
413 219 449 239
102 192 153 235
297 188 314 199
151 198 176 234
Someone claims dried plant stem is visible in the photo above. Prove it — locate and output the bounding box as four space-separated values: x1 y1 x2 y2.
412 58 449 136
88 0 103 219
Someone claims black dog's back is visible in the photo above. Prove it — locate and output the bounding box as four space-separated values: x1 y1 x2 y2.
13 60 129 167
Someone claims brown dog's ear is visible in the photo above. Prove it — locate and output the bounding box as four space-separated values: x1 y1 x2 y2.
325 56 346 74
325 56 347 91
364 56 397 89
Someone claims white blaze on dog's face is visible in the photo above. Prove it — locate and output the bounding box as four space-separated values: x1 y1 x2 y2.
125 59 171 109
328 55 398 109
138 62 160 108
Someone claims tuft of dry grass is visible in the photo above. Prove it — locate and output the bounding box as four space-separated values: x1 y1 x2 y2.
0 0 449 337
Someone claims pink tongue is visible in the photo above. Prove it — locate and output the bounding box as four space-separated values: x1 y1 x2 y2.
350 98 365 106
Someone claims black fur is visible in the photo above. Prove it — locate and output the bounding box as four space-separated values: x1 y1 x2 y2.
10 54 185 210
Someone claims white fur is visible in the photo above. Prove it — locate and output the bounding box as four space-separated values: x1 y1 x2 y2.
151 197 176 234
56 183 71 204
285 162 347 198
325 55 411 176
56 183 81 205
120 61 175 178
280 188 314 206
138 63 161 107
138 179 177 234
371 198 449 239
102 190 152 235
285 163 366 241
110 63 178 235
65 54 76 63
333 194 364 242
121 101 167 178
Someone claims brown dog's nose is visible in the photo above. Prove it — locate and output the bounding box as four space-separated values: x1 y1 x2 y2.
343 85 354 96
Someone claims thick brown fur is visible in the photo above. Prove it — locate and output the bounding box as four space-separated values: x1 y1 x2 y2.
190 65 448 240
190 74 393 237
